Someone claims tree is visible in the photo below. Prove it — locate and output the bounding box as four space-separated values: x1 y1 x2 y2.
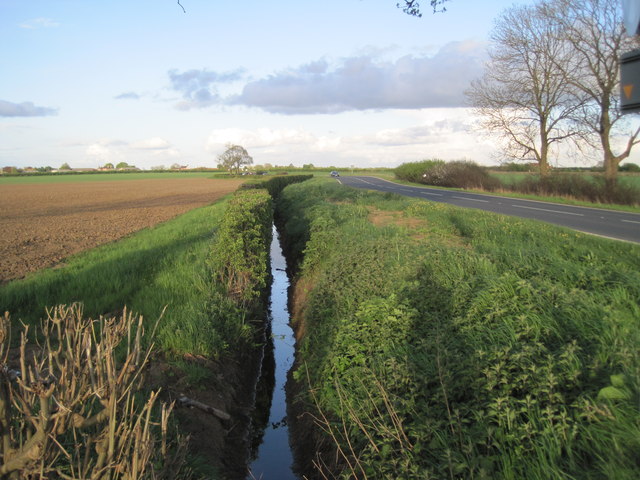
59 162 71 170
217 144 253 175
103 162 114 169
466 3 584 176
546 0 640 185
116 161 130 169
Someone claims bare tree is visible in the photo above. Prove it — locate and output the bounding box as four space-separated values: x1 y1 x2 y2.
466 3 584 176
217 144 253 175
546 0 640 185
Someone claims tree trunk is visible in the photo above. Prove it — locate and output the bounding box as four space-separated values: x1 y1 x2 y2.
539 128 550 177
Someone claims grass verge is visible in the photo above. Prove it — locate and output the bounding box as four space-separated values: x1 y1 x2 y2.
280 178 640 479
1 198 229 354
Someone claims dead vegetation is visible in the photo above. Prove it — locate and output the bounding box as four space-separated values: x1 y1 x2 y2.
0 304 192 479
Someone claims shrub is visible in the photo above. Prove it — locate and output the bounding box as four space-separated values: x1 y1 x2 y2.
210 189 273 310
394 159 444 183
619 162 640 172
420 160 502 190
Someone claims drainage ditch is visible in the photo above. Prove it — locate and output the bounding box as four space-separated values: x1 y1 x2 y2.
247 224 298 479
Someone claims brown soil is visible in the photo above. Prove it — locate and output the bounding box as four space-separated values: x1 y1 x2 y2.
0 178 244 283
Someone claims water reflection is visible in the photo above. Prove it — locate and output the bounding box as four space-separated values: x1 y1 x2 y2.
247 225 297 479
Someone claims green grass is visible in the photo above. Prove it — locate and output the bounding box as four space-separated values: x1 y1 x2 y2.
0 171 222 184
491 171 640 188
280 178 640 479
0 195 233 356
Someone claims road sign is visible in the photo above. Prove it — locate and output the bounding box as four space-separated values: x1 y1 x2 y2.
620 49 640 113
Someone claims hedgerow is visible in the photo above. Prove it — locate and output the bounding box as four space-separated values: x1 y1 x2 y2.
205 189 273 352
280 179 640 479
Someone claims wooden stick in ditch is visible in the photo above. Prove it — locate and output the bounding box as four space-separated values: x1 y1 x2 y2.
178 395 231 421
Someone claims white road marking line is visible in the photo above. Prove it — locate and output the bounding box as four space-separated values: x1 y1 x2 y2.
421 192 443 196
453 196 489 203
512 204 584 216
621 219 640 224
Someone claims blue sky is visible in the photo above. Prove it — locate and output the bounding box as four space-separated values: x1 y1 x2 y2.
1 0 635 169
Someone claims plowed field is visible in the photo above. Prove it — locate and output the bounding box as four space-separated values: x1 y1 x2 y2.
1 177 244 283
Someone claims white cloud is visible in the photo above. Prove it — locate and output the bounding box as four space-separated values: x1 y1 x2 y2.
166 41 486 114
19 17 60 29
85 143 112 162
0 100 58 117
131 137 171 150
363 119 470 146
168 68 245 110
115 92 141 100
206 128 316 151
205 111 494 167
231 40 487 114
85 137 179 165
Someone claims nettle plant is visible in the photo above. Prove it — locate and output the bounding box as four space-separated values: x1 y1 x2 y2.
0 304 190 479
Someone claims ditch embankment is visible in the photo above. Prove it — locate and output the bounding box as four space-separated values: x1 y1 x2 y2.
277 178 640 479
0 175 311 479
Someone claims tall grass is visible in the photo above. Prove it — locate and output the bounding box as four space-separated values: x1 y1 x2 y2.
280 179 640 479
395 160 640 206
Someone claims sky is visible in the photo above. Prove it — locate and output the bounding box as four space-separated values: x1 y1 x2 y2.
1 0 638 170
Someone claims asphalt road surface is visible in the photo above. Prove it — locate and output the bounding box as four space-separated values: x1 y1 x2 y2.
336 176 640 244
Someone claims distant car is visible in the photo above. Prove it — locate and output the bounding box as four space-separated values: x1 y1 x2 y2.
330 171 340 177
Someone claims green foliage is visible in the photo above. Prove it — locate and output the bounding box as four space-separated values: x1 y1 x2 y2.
619 162 640 172
420 160 502 190
395 160 500 190
279 180 640 479
394 158 444 183
242 174 313 199
209 189 273 309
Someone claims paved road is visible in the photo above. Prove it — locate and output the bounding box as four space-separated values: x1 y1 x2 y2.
337 176 640 244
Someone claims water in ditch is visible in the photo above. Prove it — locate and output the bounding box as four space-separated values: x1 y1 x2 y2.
247 225 297 479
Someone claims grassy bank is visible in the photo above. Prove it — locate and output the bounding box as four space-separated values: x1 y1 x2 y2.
0 175 314 478
1 197 226 353
279 178 640 479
